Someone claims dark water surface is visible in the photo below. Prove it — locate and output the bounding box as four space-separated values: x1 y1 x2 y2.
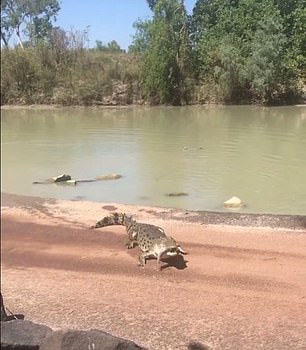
2 105 306 214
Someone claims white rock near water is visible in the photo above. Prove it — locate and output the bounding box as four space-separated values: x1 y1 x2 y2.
224 196 243 208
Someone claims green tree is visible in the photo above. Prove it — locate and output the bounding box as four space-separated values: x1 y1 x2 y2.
95 40 104 51
192 0 300 103
274 0 306 74
190 0 218 45
244 16 289 103
140 0 191 105
1 1 12 47
291 3 306 73
128 19 152 53
95 40 123 52
107 40 123 52
0 0 60 48
146 0 159 10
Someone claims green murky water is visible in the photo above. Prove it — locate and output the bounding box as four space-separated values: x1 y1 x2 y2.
1 105 306 214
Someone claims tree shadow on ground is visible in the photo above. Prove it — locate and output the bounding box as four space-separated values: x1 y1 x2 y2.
1 292 25 322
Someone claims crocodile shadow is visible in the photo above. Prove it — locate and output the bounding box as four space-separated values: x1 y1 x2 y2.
160 254 188 270
187 341 209 350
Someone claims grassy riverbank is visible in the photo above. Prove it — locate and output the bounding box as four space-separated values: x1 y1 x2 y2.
1 48 144 106
1 1 305 107
1 47 304 107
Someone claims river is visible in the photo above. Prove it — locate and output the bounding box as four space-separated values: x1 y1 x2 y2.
1 105 306 215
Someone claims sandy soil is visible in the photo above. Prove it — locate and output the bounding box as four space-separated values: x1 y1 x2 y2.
1 193 306 350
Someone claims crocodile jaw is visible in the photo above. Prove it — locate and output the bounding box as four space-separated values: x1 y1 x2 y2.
177 246 187 255
156 246 178 258
166 251 179 256
166 245 187 256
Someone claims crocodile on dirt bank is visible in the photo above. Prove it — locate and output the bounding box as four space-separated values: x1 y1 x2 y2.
90 212 187 270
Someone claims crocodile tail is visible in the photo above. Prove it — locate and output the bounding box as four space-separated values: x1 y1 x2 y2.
111 212 126 225
90 212 126 229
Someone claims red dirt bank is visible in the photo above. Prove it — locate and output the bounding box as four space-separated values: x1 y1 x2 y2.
1 193 306 350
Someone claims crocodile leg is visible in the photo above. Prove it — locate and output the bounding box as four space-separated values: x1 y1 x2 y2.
126 240 138 249
156 253 163 271
138 252 154 267
138 253 146 267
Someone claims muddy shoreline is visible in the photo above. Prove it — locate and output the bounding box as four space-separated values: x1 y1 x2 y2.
2 192 306 230
1 104 305 110
0 104 144 110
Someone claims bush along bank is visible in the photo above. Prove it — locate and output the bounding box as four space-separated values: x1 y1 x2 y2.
1 47 144 106
1 0 305 106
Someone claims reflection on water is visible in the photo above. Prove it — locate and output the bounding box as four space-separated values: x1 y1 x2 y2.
1 105 306 214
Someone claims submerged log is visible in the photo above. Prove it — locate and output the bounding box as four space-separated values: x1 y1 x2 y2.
52 174 72 183
165 192 189 197
96 174 123 181
33 175 98 186
33 174 72 185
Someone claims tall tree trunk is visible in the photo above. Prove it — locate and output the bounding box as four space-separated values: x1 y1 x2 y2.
1 32 9 48
16 27 24 49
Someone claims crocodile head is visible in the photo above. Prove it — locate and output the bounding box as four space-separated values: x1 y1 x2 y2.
154 236 187 258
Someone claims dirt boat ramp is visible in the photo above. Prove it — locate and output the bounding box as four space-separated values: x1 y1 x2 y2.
1 193 306 350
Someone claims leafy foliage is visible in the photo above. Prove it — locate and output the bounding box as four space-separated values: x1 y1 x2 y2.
128 19 152 54
95 40 124 53
191 0 303 104
1 0 305 105
1 27 141 106
1 0 60 48
135 0 192 105
146 0 159 10
276 0 306 74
